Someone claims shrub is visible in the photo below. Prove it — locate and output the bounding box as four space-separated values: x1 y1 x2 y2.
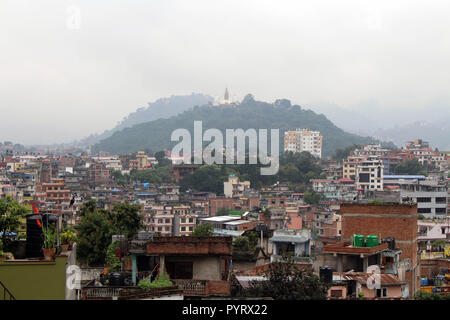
138 271 173 289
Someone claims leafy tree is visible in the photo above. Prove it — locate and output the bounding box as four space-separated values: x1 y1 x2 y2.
304 190 325 205
180 165 226 194
109 201 143 240
190 223 214 237
106 240 121 271
79 199 98 218
75 211 114 266
243 256 330 299
154 151 166 162
394 159 427 175
332 145 360 161
0 197 30 251
233 236 250 252
216 207 230 216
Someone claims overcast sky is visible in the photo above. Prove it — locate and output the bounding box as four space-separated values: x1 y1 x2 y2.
1 0 450 145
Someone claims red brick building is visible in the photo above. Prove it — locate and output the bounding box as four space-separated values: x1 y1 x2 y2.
339 203 419 296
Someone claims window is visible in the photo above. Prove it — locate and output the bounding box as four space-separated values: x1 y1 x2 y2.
181 226 186 231
189 218 194 223
376 288 387 298
435 197 446 203
181 218 186 223
189 226 193 231
165 226 170 231
435 208 446 214
417 197 431 203
165 218 170 223
418 208 431 213
158 227 162 231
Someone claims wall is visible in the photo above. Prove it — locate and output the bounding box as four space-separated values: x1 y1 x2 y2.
193 256 222 281
0 256 67 300
340 203 419 296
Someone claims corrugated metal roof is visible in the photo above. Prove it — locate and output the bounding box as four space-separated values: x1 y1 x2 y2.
332 272 405 285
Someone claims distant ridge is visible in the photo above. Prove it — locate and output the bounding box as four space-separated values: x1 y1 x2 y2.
92 94 393 157
80 93 214 146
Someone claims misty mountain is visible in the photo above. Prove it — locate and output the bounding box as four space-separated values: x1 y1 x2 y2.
80 93 214 146
308 101 450 150
92 95 392 157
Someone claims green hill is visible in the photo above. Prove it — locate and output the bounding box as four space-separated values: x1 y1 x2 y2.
92 94 385 157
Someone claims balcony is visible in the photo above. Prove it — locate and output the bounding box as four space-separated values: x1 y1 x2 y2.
81 285 183 300
172 279 206 295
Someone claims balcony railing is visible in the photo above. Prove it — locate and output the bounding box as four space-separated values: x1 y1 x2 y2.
83 286 123 299
0 281 15 300
172 279 207 295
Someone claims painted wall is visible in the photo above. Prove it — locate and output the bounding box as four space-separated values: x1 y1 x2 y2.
0 256 67 300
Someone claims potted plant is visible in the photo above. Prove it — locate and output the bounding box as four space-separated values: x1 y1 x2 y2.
42 227 57 260
60 229 76 252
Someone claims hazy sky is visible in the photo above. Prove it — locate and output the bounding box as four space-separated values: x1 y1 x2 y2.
1 0 450 145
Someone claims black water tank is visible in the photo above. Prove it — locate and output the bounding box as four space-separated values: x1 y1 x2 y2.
320 266 333 283
26 214 43 258
109 272 124 286
381 237 396 250
26 214 58 258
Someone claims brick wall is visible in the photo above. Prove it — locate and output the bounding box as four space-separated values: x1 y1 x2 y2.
340 203 419 296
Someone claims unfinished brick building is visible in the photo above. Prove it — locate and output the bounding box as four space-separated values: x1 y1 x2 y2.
339 203 419 296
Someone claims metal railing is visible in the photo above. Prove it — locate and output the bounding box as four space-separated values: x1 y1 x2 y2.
172 279 207 295
83 286 123 299
0 281 16 300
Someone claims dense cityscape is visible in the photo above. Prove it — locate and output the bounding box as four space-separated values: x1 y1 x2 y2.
2 2 450 312
0 105 449 300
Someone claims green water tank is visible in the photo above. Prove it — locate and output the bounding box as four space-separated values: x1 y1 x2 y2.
353 234 365 247
366 235 379 247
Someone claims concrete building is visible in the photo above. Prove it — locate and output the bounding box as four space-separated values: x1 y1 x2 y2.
269 229 311 263
128 236 233 297
338 203 419 297
284 129 323 158
223 174 250 198
355 156 384 192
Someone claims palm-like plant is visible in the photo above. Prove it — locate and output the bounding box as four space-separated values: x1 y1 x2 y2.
42 227 57 249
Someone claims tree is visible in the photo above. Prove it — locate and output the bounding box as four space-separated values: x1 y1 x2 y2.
233 236 250 252
216 207 230 216
190 223 214 237
304 190 324 205
154 151 166 162
243 256 330 299
75 211 114 266
79 199 98 218
394 159 427 175
109 201 143 240
0 197 30 251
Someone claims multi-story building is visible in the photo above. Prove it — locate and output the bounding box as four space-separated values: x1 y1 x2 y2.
338 203 419 297
223 174 250 198
136 151 148 170
88 162 110 187
398 180 448 219
283 129 322 159
355 156 384 192
342 156 365 180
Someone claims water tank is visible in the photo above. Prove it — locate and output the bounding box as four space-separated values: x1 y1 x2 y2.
421 278 428 286
366 235 379 247
109 272 124 286
381 237 396 250
25 214 44 258
352 234 365 247
319 266 333 283
26 214 58 258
